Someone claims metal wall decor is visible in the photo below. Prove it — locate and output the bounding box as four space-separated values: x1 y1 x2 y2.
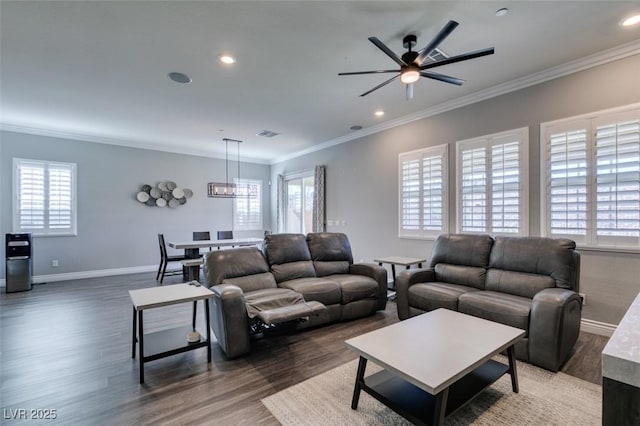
136 181 193 208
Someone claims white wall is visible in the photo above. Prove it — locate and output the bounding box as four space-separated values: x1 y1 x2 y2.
0 131 271 280
270 53 640 325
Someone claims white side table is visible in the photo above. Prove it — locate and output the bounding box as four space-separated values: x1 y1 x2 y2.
129 283 214 383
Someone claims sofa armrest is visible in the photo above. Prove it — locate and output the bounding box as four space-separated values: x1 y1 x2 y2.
209 284 251 359
529 288 582 371
350 263 388 311
396 268 435 320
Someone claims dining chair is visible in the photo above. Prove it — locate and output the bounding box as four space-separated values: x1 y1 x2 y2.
193 231 212 252
157 233 188 284
216 230 234 249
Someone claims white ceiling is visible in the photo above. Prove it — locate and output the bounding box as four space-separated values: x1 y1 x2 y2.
1 1 639 163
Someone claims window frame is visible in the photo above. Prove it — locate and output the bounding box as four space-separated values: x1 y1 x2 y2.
398 144 449 240
12 158 77 237
233 178 263 231
455 127 529 236
540 103 640 251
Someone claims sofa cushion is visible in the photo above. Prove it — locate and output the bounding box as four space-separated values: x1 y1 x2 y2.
264 233 312 265
429 233 494 269
408 282 479 312
205 247 270 286
485 269 555 299
222 272 277 293
458 291 531 335
278 277 342 305
313 261 350 277
434 264 487 289
489 236 579 290
243 288 304 319
270 260 316 283
307 232 354 262
326 274 378 304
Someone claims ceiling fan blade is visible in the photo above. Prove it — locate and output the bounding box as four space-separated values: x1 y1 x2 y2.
420 71 465 86
416 20 459 64
338 70 399 76
360 74 400 97
420 47 495 70
368 37 407 66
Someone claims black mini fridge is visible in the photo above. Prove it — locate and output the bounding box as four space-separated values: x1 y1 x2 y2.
6 233 33 293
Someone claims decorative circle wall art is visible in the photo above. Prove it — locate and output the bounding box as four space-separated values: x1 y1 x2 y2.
136 182 193 208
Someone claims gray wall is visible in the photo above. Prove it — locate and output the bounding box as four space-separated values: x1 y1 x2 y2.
270 53 640 325
0 131 271 279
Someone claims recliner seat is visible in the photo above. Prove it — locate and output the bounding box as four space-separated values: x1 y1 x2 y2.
396 233 582 372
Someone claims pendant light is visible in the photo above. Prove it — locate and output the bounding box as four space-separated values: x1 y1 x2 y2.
207 138 242 198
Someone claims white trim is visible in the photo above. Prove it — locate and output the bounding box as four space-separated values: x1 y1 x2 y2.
0 265 158 286
580 318 616 337
0 124 270 165
271 39 640 164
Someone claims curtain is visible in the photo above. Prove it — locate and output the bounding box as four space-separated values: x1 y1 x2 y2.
312 165 326 232
276 174 285 233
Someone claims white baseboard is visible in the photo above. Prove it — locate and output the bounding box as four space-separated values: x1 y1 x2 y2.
580 318 616 337
0 265 158 287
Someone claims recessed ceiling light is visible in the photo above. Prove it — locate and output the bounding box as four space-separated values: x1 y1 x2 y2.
219 54 236 64
620 14 640 27
168 72 192 84
495 8 509 17
374 110 385 117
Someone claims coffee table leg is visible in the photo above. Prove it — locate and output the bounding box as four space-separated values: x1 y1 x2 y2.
351 356 368 409
507 345 519 393
205 299 212 363
433 387 449 425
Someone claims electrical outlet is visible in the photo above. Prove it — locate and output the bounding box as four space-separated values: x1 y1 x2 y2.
579 292 586 306
52 259 59 267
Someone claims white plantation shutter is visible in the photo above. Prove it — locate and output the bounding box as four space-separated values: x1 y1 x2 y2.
545 123 589 239
399 144 448 238
13 159 76 235
461 147 487 232
234 179 262 231
541 104 640 249
457 128 528 235
594 113 640 244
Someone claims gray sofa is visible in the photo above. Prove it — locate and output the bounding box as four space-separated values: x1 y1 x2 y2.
204 232 387 358
396 233 582 371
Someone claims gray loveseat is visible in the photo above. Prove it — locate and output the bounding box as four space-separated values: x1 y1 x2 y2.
204 232 387 358
396 233 582 371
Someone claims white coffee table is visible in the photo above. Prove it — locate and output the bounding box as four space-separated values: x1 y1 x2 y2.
345 309 525 425
129 283 214 383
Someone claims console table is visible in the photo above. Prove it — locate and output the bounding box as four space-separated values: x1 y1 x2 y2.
602 291 640 425
129 283 213 383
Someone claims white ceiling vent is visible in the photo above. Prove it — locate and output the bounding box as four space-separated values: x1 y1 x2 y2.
425 48 448 63
256 130 280 138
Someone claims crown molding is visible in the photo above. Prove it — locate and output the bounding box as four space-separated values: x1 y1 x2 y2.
271 39 640 164
0 123 270 165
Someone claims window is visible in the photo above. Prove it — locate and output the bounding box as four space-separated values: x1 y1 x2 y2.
399 144 448 238
456 128 529 235
13 158 77 236
541 105 640 249
233 179 262 231
284 173 314 234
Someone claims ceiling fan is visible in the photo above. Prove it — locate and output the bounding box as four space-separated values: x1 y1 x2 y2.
339 20 495 100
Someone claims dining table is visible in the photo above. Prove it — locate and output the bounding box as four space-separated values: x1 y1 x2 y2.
168 237 264 258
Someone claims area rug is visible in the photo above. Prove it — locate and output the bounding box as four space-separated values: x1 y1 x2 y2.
262 356 601 425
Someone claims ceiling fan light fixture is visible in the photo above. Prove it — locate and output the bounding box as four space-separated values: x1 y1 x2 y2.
620 14 640 27
400 69 420 84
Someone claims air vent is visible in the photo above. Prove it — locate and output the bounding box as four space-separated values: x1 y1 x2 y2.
424 48 448 63
256 130 280 138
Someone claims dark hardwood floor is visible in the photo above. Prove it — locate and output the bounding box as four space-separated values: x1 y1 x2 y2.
1 273 609 425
